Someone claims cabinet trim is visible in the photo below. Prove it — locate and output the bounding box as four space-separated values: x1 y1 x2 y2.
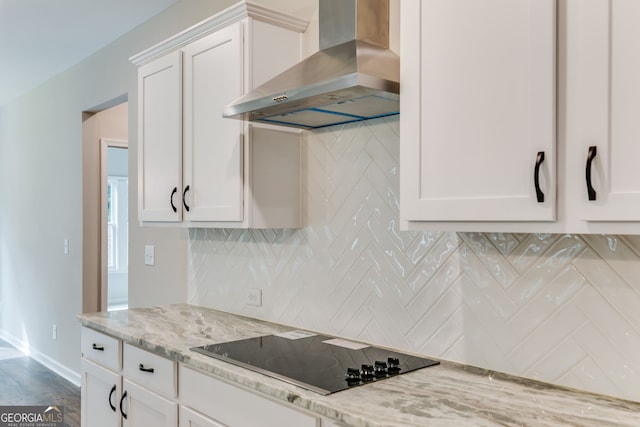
130 1 307 66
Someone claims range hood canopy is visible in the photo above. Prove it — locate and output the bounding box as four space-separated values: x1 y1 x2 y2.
223 0 399 130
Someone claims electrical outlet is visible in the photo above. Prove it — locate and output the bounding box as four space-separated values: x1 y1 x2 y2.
246 288 262 307
63 239 69 255
52 324 57 340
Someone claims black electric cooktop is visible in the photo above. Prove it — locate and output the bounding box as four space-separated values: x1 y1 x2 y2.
191 330 439 395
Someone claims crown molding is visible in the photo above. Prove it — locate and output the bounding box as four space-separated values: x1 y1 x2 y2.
130 1 309 66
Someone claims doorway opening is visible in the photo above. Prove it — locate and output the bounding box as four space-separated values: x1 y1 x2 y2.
102 140 128 311
81 99 128 313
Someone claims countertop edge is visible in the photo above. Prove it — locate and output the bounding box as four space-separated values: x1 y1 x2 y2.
77 305 640 427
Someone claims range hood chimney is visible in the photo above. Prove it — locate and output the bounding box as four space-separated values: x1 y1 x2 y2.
223 0 399 130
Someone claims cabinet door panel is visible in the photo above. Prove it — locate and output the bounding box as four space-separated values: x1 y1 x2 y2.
401 0 556 222
183 23 244 222
81 359 121 427
179 406 225 427
138 51 182 222
122 379 177 427
570 0 640 220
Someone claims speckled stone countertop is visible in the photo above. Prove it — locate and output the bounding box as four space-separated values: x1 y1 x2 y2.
77 304 640 427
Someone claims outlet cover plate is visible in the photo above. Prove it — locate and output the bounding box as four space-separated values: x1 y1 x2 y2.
247 288 262 307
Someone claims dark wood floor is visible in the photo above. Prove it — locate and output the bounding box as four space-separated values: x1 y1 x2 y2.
0 339 80 427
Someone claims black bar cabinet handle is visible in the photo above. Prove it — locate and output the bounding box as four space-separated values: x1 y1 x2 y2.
92 343 104 351
120 391 128 419
138 363 155 373
534 151 545 203
170 187 178 213
182 185 190 212
108 385 117 412
586 146 597 201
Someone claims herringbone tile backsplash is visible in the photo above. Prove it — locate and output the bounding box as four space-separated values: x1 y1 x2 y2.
188 117 640 402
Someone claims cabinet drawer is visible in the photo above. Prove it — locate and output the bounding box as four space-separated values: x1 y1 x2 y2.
81 327 121 371
179 365 318 427
179 405 226 427
123 343 176 398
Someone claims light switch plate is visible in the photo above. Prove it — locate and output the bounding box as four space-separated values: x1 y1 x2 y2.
144 245 155 266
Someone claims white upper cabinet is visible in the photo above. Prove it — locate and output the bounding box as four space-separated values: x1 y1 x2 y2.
565 0 640 223
133 3 305 228
137 52 182 223
400 0 556 223
401 0 640 234
182 24 244 222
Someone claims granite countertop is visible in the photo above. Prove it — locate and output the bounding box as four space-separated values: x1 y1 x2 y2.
77 304 640 427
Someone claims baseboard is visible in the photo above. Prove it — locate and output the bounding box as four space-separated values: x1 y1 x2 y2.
0 329 81 387
0 329 30 355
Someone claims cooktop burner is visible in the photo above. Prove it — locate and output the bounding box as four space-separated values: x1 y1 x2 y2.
191 331 439 395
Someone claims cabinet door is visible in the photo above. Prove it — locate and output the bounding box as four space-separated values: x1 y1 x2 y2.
138 51 183 222
81 359 121 427
182 23 244 222
567 0 640 221
401 0 556 222
179 406 225 427
122 379 177 427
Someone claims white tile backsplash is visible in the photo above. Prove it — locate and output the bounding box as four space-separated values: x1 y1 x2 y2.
188 117 640 402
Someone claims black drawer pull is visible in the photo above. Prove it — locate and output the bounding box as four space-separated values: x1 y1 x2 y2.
92 343 105 351
139 363 155 373
586 146 597 201
108 385 116 412
170 187 178 213
182 185 190 212
534 151 545 203
120 391 128 419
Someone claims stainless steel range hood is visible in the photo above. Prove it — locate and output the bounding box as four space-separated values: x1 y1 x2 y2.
223 0 399 130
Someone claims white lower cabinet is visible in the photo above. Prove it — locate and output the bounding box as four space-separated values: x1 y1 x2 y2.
122 379 177 427
81 328 177 427
178 365 319 427
82 327 341 427
179 406 225 427
120 343 178 427
81 328 122 427
81 359 121 427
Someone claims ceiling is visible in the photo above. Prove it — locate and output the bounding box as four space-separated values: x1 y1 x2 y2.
0 0 180 107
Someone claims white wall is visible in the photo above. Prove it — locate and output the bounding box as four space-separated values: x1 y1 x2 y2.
0 0 238 383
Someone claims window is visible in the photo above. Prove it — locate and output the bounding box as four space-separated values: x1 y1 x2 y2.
107 176 128 273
